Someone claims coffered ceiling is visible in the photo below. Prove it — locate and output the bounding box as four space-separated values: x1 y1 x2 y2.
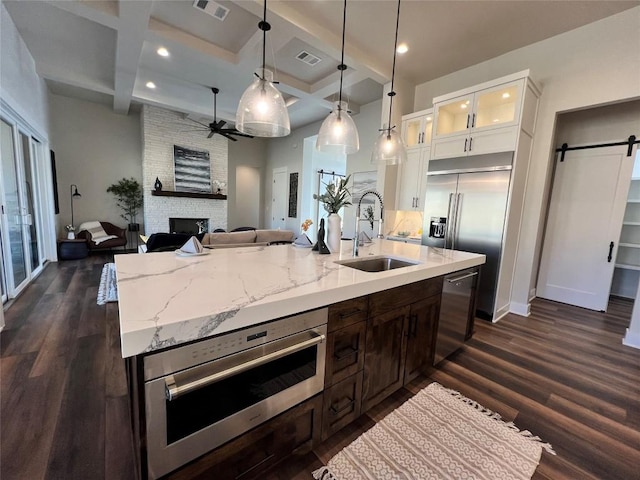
4 0 638 130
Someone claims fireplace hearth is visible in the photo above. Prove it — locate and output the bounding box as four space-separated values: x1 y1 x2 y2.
169 218 209 235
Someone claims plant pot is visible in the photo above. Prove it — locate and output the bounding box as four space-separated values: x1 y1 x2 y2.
67 231 75 239
128 223 140 232
327 213 342 253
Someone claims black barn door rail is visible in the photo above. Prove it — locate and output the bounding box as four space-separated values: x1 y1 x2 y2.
557 135 639 162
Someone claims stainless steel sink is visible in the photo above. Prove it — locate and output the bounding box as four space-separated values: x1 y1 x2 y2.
335 255 420 272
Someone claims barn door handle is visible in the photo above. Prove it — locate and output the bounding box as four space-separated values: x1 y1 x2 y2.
607 242 614 262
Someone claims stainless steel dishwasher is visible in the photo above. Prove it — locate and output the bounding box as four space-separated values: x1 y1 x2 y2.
434 267 479 365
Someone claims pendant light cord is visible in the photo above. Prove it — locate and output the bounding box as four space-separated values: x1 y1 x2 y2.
337 0 347 111
387 0 401 136
257 0 271 81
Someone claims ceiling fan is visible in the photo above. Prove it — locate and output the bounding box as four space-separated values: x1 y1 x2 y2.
186 88 254 141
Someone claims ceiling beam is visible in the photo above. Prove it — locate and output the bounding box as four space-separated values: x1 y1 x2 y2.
113 1 153 114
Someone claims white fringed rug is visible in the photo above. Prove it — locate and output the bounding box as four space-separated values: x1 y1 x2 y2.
97 263 118 305
313 382 554 480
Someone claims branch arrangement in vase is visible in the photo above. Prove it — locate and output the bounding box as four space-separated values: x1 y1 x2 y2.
313 174 352 215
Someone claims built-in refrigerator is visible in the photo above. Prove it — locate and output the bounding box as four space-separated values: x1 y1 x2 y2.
421 159 512 320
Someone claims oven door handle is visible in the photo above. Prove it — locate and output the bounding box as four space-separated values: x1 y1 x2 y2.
165 331 326 401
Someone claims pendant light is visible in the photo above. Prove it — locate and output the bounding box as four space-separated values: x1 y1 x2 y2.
371 0 406 165
236 0 290 137
316 0 359 154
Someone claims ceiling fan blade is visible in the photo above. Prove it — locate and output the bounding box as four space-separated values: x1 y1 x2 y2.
220 132 238 141
207 130 215 139
183 118 210 128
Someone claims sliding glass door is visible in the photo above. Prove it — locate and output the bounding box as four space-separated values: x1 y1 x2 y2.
0 116 46 301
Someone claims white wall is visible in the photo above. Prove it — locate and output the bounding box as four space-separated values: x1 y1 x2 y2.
228 137 268 230
49 94 142 236
142 105 228 234
413 7 640 313
0 3 49 137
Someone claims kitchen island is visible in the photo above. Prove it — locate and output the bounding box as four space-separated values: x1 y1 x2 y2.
116 239 484 358
116 239 484 479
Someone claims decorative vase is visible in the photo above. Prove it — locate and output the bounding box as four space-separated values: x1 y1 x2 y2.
154 177 162 191
327 213 342 253
67 231 75 239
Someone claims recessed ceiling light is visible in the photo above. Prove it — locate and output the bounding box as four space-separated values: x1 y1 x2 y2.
146 81 156 89
426 116 432 121
461 103 467 109
157 47 169 57
396 43 409 54
502 92 510 99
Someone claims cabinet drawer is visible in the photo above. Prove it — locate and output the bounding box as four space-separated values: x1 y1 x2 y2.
325 321 366 387
166 395 322 480
369 278 442 317
321 371 363 441
328 296 369 332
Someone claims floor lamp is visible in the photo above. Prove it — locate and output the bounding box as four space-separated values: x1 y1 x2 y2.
70 184 81 237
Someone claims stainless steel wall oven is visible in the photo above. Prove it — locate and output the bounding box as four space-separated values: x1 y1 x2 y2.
142 308 328 479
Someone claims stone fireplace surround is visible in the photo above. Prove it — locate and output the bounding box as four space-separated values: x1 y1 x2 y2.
141 105 228 235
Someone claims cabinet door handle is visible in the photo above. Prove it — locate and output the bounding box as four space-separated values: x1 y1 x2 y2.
334 346 358 361
466 114 470 129
469 137 473 151
330 396 355 415
607 241 614 262
472 113 476 128
464 138 468 152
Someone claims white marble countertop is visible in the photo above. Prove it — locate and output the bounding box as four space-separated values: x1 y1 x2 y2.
115 239 485 357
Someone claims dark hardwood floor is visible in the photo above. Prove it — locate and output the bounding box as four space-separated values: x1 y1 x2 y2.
1 258 639 480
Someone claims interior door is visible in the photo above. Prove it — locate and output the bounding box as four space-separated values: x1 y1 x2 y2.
537 146 635 311
271 168 287 229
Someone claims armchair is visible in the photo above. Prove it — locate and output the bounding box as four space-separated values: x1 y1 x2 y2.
77 221 128 252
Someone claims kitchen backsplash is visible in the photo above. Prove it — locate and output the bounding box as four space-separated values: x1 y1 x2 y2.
385 210 423 237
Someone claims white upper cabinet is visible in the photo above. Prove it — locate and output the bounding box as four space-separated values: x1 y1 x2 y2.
431 72 532 160
401 109 433 150
398 109 433 211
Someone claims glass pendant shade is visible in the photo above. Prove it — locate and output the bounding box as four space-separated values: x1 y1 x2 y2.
316 101 359 154
371 128 407 165
236 68 290 137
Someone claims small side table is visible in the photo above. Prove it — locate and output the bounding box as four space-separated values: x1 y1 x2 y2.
57 238 89 260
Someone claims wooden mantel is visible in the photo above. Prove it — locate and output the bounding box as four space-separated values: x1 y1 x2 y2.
151 190 227 200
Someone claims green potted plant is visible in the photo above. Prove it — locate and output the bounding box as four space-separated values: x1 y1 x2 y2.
107 177 143 231
313 175 351 252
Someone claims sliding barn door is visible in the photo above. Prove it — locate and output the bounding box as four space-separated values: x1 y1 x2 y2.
537 146 635 311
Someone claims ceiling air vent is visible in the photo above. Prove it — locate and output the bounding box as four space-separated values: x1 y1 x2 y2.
193 0 230 21
296 50 322 66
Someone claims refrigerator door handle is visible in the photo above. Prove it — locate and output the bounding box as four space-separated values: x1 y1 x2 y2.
452 193 462 249
445 193 455 248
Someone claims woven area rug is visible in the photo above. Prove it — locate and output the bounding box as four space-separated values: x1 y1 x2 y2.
97 263 118 305
313 382 554 480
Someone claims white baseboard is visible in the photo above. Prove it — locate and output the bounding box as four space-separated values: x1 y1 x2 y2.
510 302 531 317
622 328 640 350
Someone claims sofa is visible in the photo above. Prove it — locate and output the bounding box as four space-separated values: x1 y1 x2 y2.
143 229 295 253
77 221 128 252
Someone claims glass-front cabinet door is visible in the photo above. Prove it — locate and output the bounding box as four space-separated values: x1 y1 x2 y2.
474 81 523 130
402 109 433 149
434 94 474 137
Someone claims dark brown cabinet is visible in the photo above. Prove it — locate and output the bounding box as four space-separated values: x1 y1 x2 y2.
322 297 368 440
362 305 410 412
362 277 443 413
403 295 440 384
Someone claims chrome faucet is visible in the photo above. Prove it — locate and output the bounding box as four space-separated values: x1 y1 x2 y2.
354 190 384 256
